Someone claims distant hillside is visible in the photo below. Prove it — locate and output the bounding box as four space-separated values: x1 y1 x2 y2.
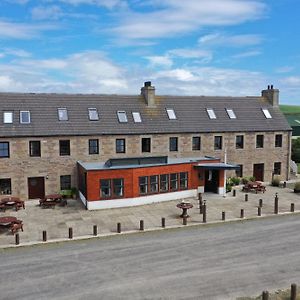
280 105 300 114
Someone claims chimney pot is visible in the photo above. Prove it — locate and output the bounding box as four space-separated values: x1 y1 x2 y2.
267 85 270 89
271 84 273 89
144 81 151 87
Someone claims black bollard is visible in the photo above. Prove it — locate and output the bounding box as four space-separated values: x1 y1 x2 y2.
117 222 121 233
183 216 187 225
258 206 261 216
291 283 297 300
161 217 166 228
274 193 279 214
93 225 98 236
42 230 47 242
233 189 236 197
198 192 202 201
245 194 248 202
203 201 207 223
283 181 287 188
68 227 73 239
222 211 225 221
199 198 203 214
259 199 263 208
15 233 19 245
291 203 295 212
240 209 244 218
262 291 269 300
140 220 144 231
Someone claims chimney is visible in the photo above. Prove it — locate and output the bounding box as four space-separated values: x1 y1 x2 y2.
261 85 279 107
141 81 156 107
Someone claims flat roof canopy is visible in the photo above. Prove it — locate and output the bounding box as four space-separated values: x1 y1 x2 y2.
194 163 239 170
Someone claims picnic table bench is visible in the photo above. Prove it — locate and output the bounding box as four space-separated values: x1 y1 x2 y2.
242 181 266 193
39 194 67 208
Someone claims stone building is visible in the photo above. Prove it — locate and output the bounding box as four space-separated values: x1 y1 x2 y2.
0 82 291 209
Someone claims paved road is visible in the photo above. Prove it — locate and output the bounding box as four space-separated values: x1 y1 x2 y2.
1 215 300 300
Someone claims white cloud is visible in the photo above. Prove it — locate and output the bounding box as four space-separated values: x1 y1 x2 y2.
0 20 58 39
280 76 300 86
1 48 31 58
31 6 63 20
168 48 213 63
144 55 173 68
110 0 266 39
275 66 294 74
232 50 261 58
53 0 127 9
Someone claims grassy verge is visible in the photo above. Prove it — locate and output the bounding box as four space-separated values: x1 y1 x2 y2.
280 104 300 114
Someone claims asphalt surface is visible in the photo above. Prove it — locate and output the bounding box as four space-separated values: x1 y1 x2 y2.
1 215 300 300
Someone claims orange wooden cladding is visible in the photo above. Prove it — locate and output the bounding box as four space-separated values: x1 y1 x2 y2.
85 159 223 201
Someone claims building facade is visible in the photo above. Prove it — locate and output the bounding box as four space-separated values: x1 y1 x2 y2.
0 82 292 209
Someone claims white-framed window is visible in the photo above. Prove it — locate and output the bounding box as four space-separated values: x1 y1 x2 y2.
166 108 177 120
20 111 30 124
3 112 13 124
262 108 272 119
117 111 128 123
226 108 236 119
206 108 216 119
88 108 99 121
58 108 68 121
132 112 142 123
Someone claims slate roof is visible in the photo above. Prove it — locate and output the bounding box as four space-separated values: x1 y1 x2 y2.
0 91 291 138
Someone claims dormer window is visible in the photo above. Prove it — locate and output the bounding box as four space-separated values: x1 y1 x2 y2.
166 108 176 120
117 111 128 123
3 112 13 124
20 111 30 124
132 112 142 123
88 108 99 121
262 108 272 119
206 108 216 119
58 108 68 121
226 109 236 119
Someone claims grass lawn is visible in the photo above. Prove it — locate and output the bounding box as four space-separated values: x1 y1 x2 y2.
280 105 300 114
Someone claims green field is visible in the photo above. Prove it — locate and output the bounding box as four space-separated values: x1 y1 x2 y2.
280 105 300 114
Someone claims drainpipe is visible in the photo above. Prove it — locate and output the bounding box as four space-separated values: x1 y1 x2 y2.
223 148 227 198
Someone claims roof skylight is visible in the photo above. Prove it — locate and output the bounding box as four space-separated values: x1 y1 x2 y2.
58 108 68 121
88 108 99 121
262 108 272 119
226 109 236 119
117 111 128 123
206 108 216 119
132 112 142 123
166 108 177 120
20 111 30 124
3 112 13 124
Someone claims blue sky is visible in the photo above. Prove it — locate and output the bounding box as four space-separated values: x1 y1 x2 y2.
0 0 299 104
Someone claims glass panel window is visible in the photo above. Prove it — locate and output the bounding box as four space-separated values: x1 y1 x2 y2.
113 178 124 197
20 111 30 124
132 112 142 123
88 108 99 120
0 178 11 195
0 142 9 158
160 174 169 192
206 108 216 119
116 139 126 153
89 139 99 154
256 135 264 148
60 175 71 190
170 173 178 191
262 108 272 119
29 141 41 157
117 111 128 123
58 108 68 121
150 175 158 193
59 140 70 156
192 136 201 151
274 162 281 175
3 112 13 124
141 138 151 153
100 179 111 198
166 108 177 120
275 134 282 147
236 135 244 149
169 137 178 152
139 176 148 194
226 109 236 119
235 165 243 177
214 136 222 150
180 172 188 189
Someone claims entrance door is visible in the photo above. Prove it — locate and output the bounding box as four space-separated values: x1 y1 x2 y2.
253 164 264 181
204 170 219 193
28 177 45 199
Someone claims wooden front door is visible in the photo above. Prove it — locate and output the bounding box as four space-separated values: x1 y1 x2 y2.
28 177 45 199
253 164 264 181
204 170 219 193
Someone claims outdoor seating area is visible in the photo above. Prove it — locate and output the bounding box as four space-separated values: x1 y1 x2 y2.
0 216 23 235
0 197 25 212
242 181 266 193
39 194 67 209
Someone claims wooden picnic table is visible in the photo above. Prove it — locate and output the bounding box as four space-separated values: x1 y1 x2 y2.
0 197 25 212
242 181 266 193
39 194 66 208
0 216 23 234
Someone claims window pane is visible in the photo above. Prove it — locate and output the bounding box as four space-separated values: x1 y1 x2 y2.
116 139 125 153
142 138 151 152
0 142 9 158
275 134 282 147
58 108 68 121
59 140 70 156
30 141 41 157
139 176 148 194
256 135 264 148
236 135 244 149
226 109 236 119
169 137 178 151
214 136 222 150
166 109 177 120
160 174 169 192
192 137 201 151
180 172 188 189
0 178 11 195
89 139 99 154
113 178 124 197
132 112 142 123
100 179 111 198
170 173 178 191
262 108 272 119
117 111 128 123
3 112 13 124
207 109 216 119
60 175 71 190
235 165 243 177
274 162 281 175
20 111 30 124
150 175 158 193
88 108 99 120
